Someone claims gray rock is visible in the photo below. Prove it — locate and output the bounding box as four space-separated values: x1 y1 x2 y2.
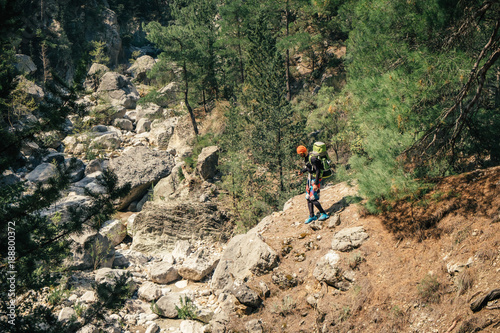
131 201 227 254
97 72 139 109
178 249 220 282
127 55 156 83
85 159 103 176
109 146 175 210
15 54 37 74
172 240 194 264
167 115 196 158
313 251 347 290
100 219 127 247
331 226 369 252
1 170 21 186
90 132 122 150
136 118 152 133
65 158 86 183
138 281 162 302
227 282 261 308
80 291 96 304
154 292 184 318
135 103 163 122
211 233 278 290
77 324 98 333
196 146 219 180
58 307 76 322
126 213 137 238
68 230 115 270
153 163 184 201
179 320 205 333
149 262 180 284
328 213 341 228
26 163 58 183
148 117 178 149
209 311 230 333
113 118 133 131
245 319 264 333
94 268 137 294
145 322 160 333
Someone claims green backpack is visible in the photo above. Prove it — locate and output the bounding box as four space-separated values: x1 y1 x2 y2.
309 142 333 179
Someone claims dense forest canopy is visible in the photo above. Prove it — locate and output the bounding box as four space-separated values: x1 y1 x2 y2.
0 0 499 329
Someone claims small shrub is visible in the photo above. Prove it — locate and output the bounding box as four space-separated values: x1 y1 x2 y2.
175 296 197 320
348 251 364 269
417 274 441 303
456 268 474 295
151 300 161 315
74 302 86 317
339 306 351 322
279 295 296 316
47 286 69 306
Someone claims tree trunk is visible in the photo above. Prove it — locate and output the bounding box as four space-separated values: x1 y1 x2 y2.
285 0 291 101
183 60 198 136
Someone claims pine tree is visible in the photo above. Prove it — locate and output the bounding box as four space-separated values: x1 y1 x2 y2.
145 0 221 134
341 0 500 210
241 10 305 204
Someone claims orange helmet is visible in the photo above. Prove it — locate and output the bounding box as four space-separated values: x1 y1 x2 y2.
296 145 307 155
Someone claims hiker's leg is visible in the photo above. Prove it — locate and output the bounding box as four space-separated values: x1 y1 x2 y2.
312 200 326 214
307 200 315 217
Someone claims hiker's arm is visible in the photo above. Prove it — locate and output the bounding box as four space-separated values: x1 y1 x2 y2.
313 158 321 184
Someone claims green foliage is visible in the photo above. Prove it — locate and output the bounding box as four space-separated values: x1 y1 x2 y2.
47 286 70 306
95 273 134 310
417 274 441 304
89 40 110 65
175 296 198 320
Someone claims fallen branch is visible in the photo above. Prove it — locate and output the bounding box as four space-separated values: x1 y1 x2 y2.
470 289 500 312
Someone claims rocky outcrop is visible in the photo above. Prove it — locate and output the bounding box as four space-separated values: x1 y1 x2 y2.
127 55 156 83
97 72 139 109
331 226 369 252
108 146 176 210
196 146 219 180
131 201 228 254
67 230 115 270
15 54 37 74
211 233 278 290
178 249 220 282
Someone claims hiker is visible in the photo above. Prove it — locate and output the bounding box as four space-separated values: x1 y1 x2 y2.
297 144 330 224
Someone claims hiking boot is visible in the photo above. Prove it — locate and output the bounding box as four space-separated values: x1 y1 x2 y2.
318 213 329 221
305 216 318 224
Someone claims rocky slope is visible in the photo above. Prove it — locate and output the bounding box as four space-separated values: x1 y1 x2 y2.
12 51 500 333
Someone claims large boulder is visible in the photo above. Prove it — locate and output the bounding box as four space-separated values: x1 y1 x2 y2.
178 248 220 282
154 292 184 318
100 219 127 247
84 63 110 91
167 115 197 158
153 163 184 201
211 233 278 290
108 146 176 210
331 226 369 252
148 117 178 149
149 262 180 284
15 54 37 74
99 8 122 67
127 55 156 83
26 163 58 183
131 201 228 254
196 146 219 180
313 251 342 286
67 230 115 270
97 72 139 109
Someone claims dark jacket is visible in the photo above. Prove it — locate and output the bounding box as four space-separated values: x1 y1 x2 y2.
301 154 322 184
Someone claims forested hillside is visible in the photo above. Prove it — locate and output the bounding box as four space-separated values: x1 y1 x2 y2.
0 0 499 332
